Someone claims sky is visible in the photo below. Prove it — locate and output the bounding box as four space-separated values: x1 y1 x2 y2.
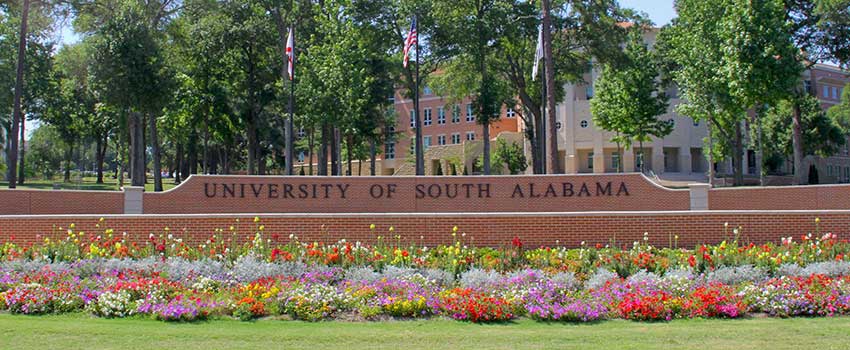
618 0 677 26
56 0 677 45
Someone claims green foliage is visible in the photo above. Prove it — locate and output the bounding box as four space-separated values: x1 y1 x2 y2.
25 126 65 180
828 84 850 132
762 95 846 160
486 139 528 175
591 30 671 159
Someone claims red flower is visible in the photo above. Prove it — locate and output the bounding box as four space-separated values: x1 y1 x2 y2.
511 236 523 249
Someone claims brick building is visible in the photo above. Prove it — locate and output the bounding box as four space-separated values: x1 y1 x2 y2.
382 28 849 183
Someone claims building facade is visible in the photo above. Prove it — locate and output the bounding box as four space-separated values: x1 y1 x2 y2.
385 30 849 181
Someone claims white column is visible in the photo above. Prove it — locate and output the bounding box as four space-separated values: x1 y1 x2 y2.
123 186 144 214
679 146 692 173
688 183 710 210
623 148 635 172
593 144 605 174
652 139 665 174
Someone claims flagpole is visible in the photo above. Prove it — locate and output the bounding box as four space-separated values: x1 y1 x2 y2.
540 38 547 174
413 14 424 176
285 27 295 176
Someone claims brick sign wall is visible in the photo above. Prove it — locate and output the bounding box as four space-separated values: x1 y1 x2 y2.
143 174 690 213
0 211 839 248
0 174 849 215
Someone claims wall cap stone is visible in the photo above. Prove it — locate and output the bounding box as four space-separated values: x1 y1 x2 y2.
0 209 845 219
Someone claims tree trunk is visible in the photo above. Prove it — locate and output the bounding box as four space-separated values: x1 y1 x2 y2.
7 0 29 188
754 107 764 186
370 138 376 176
129 111 146 187
308 127 315 175
707 117 715 187
202 116 209 174
541 0 560 174
639 140 645 173
482 121 491 175
346 135 353 176
318 123 329 176
149 113 163 192
791 97 804 184
247 114 257 175
331 127 340 176
18 116 25 184
733 121 744 186
95 133 106 184
63 143 73 183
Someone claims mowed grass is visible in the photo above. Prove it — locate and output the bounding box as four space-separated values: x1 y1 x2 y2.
1 314 849 350
0 176 178 192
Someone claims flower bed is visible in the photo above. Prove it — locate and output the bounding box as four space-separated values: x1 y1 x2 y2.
1 219 850 323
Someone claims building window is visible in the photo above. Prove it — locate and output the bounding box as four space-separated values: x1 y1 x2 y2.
612 152 620 170
580 120 588 128
506 108 516 118
385 141 395 159
438 106 446 124
824 85 830 98
694 120 700 127
834 87 840 99
588 152 594 169
297 128 306 138
452 105 461 123
409 110 415 128
437 134 446 145
466 103 475 122
636 153 645 170
803 80 812 94
466 132 475 141
585 85 594 100
424 136 432 149
424 108 432 126
556 122 562 130
667 118 675 127
423 86 432 95
451 133 461 144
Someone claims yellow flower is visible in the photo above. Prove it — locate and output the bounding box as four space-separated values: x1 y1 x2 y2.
258 225 265 231
254 216 261 223
452 226 458 233
369 224 376 230
815 217 821 224
70 223 76 229
389 226 395 232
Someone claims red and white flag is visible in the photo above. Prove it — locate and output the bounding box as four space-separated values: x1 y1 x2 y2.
403 17 417 68
286 27 295 80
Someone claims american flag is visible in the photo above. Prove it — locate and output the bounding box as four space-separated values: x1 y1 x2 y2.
286 27 294 80
403 17 417 68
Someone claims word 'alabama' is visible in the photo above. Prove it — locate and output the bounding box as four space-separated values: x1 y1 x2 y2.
202 181 629 200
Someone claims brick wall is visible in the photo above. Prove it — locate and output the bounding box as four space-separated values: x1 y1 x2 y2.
0 211 840 248
1 175 850 215
143 173 689 213
709 184 850 210
0 189 123 215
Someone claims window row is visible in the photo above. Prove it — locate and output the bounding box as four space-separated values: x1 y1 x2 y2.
407 105 516 128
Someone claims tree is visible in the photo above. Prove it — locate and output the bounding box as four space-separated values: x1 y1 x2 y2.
719 0 802 185
492 0 633 174
658 0 743 186
432 0 513 175
493 139 527 174
828 84 850 132
782 0 850 184
90 1 170 187
591 29 671 173
3 0 58 187
762 95 845 170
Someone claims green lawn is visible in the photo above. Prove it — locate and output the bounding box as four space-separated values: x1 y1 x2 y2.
1 314 849 350
0 176 178 192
